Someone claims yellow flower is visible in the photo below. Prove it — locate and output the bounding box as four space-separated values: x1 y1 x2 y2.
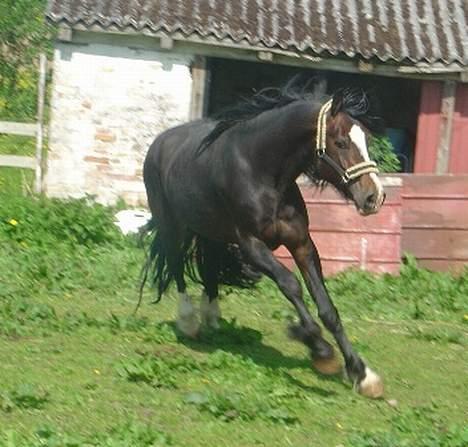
464 314 468 321
8 219 18 226
94 369 101 375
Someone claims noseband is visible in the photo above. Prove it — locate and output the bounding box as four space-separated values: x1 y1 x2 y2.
315 100 379 184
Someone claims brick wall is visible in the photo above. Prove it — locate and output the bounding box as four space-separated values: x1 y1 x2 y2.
46 41 193 205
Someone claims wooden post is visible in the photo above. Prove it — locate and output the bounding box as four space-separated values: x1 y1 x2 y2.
436 80 456 174
35 53 46 194
189 56 208 120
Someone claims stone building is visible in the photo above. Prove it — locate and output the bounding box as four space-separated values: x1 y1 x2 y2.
45 1 468 205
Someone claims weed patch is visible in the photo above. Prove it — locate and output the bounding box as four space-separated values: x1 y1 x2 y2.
0 422 172 446
184 390 299 424
347 406 468 447
1 384 49 412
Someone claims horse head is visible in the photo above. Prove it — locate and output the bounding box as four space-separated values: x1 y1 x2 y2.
315 89 386 216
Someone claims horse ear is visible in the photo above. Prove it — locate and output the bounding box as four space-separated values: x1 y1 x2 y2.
331 89 345 116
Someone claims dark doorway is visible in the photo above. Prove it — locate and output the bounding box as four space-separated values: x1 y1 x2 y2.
206 57 421 172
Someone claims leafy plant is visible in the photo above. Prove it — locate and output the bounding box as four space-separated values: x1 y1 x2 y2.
369 135 401 173
117 352 199 388
184 390 298 424
1 384 49 412
0 195 127 248
348 406 468 447
0 422 172 446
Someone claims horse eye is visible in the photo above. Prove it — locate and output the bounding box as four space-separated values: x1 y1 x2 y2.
335 139 348 150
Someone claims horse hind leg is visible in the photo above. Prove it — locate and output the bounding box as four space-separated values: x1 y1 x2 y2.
200 293 221 329
144 177 200 338
196 238 222 329
177 290 200 338
149 224 200 337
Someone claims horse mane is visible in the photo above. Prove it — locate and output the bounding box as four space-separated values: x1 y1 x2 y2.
197 78 383 154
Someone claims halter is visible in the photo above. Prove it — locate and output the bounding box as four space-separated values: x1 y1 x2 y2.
315 100 379 184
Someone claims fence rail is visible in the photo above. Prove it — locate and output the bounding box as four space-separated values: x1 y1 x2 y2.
0 54 47 193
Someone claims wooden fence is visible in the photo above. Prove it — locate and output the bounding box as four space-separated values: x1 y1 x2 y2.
275 175 468 275
401 174 468 273
0 54 46 193
275 177 403 275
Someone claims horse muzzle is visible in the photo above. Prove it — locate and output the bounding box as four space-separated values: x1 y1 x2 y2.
357 191 386 216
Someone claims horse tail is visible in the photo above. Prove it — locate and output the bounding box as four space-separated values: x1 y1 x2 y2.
187 236 261 289
135 217 177 313
137 228 260 313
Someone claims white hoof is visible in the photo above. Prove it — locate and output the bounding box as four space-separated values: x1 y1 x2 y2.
200 293 221 329
357 367 384 399
176 293 199 338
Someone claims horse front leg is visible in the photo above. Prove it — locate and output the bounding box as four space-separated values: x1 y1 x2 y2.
290 237 384 398
238 235 338 373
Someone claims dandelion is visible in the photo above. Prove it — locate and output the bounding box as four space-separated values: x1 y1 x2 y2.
94 369 101 375
8 219 18 226
464 314 468 321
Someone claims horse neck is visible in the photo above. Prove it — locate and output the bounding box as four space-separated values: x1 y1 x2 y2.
244 102 317 189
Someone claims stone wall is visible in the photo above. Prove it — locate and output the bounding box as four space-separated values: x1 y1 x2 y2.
46 41 193 205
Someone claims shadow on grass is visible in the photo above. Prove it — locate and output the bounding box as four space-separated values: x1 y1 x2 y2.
164 318 344 396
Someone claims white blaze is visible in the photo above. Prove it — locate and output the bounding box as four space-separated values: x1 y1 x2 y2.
349 125 384 205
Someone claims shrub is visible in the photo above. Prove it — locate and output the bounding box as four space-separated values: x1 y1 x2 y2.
369 135 401 173
0 195 126 248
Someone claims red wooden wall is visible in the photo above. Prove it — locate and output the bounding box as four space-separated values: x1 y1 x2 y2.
275 178 402 275
448 84 468 174
414 81 468 175
401 175 468 273
275 175 468 275
413 82 442 173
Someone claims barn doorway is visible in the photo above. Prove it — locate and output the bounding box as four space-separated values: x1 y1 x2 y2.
205 57 421 172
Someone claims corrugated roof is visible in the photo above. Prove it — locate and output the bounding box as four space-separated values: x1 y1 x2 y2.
46 0 468 66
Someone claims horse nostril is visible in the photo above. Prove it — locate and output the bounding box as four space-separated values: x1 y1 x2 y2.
364 193 376 209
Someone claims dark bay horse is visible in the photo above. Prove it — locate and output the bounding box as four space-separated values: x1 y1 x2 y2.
141 84 386 398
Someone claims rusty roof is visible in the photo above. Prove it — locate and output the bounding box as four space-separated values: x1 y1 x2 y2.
46 0 468 66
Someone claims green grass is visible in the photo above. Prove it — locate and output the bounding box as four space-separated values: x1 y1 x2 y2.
0 135 36 195
0 195 467 446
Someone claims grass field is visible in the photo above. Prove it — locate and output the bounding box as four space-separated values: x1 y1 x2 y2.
0 195 467 446
0 135 36 195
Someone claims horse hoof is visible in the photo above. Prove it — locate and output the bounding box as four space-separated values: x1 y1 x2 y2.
357 367 384 399
312 355 342 375
176 319 200 339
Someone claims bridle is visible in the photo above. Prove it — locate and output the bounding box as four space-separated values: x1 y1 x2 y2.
315 99 379 184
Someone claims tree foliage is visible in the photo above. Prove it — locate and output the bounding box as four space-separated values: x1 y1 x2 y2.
0 0 52 120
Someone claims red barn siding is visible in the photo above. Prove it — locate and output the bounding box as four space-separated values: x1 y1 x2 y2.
275 175 468 275
401 175 468 273
448 84 468 174
413 81 442 173
274 179 402 275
